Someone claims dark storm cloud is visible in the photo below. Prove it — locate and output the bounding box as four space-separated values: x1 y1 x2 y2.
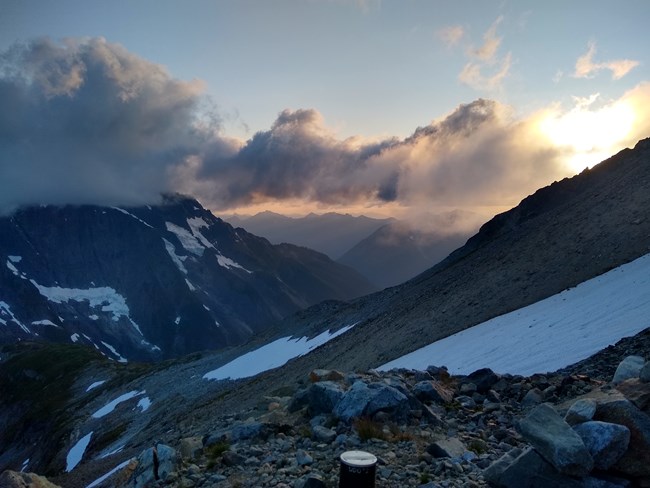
0 37 216 213
187 108 402 208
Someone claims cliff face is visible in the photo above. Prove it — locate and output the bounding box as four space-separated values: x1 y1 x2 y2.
0 196 375 361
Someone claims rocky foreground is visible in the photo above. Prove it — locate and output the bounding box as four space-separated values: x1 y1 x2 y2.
4 328 650 488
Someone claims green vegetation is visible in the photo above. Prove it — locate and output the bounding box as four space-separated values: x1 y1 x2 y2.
206 441 230 469
353 417 388 441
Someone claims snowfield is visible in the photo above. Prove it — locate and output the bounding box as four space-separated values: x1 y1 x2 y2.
379 252 650 376
203 323 358 380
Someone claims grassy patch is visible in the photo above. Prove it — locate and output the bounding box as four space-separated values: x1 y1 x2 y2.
206 441 230 469
353 417 388 442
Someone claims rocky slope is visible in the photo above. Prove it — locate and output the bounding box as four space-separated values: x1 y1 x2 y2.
251 137 650 374
14 326 647 488
0 196 375 361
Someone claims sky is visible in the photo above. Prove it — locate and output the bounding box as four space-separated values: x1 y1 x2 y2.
1 0 650 221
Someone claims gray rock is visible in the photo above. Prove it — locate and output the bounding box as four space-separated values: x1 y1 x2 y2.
426 437 467 458
296 449 313 466
221 450 246 466
333 381 371 420
131 444 178 488
615 378 650 411
595 398 650 477
466 368 500 393
483 447 523 484
640 361 650 383
581 474 632 487
307 381 345 415
311 425 337 443
179 436 203 460
288 388 309 413
333 380 409 421
413 381 454 404
230 421 267 441
485 447 583 488
521 388 544 407
297 474 327 488
517 403 593 477
455 395 476 408
565 399 598 426
365 382 410 419
612 355 645 384
573 421 630 470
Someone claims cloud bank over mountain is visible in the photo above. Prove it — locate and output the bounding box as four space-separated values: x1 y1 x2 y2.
1 38 649 216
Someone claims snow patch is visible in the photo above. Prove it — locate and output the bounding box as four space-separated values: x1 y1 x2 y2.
89 314 99 320
31 319 60 327
86 459 131 488
30 281 143 336
166 222 205 256
91 390 145 418
86 380 106 392
137 396 152 412
6 260 20 276
8 255 22 263
175 316 181 325
163 238 188 274
187 217 214 249
216 253 252 273
66 432 92 472
20 458 29 472
185 278 196 291
101 341 128 363
204 323 358 381
0 301 30 333
379 252 650 376
71 333 80 343
111 207 154 228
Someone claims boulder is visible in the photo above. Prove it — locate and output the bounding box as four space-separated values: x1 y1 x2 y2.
309 369 345 383
615 378 650 411
364 383 410 420
333 381 409 421
573 421 630 470
565 399 598 426
130 444 178 488
517 403 593 477
640 362 650 383
612 356 645 385
230 421 268 441
311 425 337 443
412 380 454 404
307 381 345 415
521 388 544 407
426 437 467 458
484 447 583 488
595 399 650 477
0 471 62 488
466 368 500 394
179 436 203 460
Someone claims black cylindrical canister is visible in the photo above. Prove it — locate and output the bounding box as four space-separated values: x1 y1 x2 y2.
339 450 377 488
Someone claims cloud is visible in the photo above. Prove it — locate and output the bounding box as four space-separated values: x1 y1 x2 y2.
470 16 503 63
0 37 216 214
574 41 639 80
437 25 464 48
458 17 511 91
4 37 649 223
459 53 512 91
183 99 572 213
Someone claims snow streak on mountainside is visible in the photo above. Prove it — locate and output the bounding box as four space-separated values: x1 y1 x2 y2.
0 196 375 361
379 252 650 375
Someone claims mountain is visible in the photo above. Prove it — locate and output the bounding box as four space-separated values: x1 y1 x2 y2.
337 215 476 288
265 137 650 374
225 211 392 259
2 138 650 482
0 196 376 362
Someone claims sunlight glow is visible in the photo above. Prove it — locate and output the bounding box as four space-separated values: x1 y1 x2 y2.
539 96 636 173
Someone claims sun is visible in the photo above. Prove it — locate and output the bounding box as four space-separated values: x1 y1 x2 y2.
539 97 636 173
